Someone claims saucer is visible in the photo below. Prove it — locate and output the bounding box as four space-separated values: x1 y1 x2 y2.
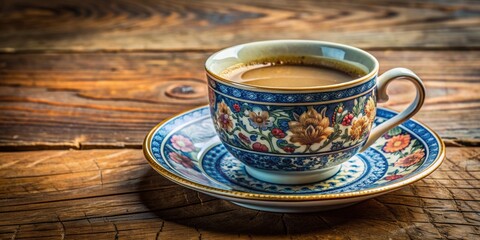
143 106 445 212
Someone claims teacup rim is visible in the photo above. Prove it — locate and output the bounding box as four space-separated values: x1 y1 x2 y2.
205 40 380 92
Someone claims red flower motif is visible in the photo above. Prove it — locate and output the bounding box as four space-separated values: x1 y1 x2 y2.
271 128 285 138
171 135 195 152
169 152 194 169
238 133 251 144
233 103 241 112
383 134 411 153
252 142 268 152
384 174 404 181
394 149 425 168
282 146 295 153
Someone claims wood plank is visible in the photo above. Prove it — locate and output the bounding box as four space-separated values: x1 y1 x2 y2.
0 0 479 52
0 147 478 239
0 50 478 150
0 51 209 150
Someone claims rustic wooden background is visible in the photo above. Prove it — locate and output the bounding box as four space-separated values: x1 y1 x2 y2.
0 0 479 239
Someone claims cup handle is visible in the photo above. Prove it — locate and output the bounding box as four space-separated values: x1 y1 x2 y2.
360 68 426 152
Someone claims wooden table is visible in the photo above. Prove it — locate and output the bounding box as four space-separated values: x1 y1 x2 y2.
1 0 479 239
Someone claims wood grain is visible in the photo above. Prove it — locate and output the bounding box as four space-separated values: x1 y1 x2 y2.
0 147 478 239
0 0 478 239
0 0 479 52
0 50 479 150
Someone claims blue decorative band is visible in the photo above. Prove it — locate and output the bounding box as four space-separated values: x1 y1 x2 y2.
221 140 365 156
207 75 377 104
201 143 388 194
223 143 361 171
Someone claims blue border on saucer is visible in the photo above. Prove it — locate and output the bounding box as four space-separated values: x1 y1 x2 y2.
149 106 441 193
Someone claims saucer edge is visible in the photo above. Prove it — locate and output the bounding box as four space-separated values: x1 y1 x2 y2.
143 105 445 202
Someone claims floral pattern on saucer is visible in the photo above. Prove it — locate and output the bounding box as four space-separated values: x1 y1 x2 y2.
148 106 441 195
150 107 222 187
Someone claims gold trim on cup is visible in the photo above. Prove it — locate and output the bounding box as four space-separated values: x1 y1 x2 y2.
143 105 446 202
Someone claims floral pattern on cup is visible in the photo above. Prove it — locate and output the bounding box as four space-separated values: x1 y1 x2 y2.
288 107 334 148
210 90 376 155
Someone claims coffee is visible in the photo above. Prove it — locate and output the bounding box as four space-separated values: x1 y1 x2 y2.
221 59 367 88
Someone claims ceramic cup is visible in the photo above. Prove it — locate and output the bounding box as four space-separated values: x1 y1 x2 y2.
205 40 425 184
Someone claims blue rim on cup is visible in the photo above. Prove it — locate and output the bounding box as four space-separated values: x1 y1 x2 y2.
205 40 426 184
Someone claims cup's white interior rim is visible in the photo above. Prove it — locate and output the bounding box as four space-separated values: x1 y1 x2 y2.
205 40 380 91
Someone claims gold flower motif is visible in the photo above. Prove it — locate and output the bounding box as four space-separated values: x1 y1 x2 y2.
350 116 370 140
365 96 376 124
288 107 334 145
248 110 272 130
216 101 233 131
